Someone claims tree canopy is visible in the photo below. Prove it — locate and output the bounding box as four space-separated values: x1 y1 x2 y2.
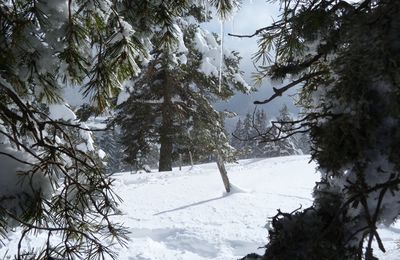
0 0 240 258
238 0 400 259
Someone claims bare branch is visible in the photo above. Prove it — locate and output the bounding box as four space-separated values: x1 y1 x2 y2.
228 22 283 38
254 71 327 105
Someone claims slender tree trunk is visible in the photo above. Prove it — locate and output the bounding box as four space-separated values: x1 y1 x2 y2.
179 153 182 171
216 153 230 193
189 150 194 167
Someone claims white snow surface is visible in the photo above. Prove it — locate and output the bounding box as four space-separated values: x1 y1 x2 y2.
1 155 400 259
48 103 76 121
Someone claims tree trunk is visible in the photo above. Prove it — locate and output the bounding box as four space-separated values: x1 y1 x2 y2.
189 150 194 167
216 153 230 193
179 153 182 171
159 114 173 171
159 134 173 171
159 71 174 172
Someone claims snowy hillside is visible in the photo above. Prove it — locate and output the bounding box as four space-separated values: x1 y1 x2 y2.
1 155 399 259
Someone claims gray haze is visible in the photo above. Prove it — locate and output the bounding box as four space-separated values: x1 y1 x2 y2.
203 1 301 131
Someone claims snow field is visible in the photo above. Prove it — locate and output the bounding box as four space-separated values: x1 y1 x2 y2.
112 155 319 259
113 155 400 260
1 155 399 259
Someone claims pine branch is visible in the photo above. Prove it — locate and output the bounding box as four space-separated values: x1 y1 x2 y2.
254 71 327 105
228 22 284 38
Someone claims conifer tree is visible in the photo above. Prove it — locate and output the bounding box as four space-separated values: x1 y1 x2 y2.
254 108 268 134
241 112 258 157
265 105 302 156
231 107 304 158
116 4 248 171
0 0 240 257
231 118 245 154
96 127 132 173
236 0 400 258
0 1 142 257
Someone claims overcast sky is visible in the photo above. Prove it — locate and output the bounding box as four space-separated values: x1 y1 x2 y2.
203 0 300 129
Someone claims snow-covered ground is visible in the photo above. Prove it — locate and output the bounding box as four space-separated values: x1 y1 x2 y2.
113 155 318 260
1 155 399 259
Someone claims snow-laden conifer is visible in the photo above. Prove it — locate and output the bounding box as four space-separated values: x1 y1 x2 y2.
239 0 400 259
0 0 241 258
116 3 249 171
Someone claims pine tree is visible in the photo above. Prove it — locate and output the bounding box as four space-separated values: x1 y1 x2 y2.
241 112 258 157
231 109 266 158
272 105 302 156
231 118 245 153
231 107 304 159
116 5 248 171
254 109 268 134
0 0 240 258
237 0 400 259
0 1 140 257
96 127 132 173
252 109 269 156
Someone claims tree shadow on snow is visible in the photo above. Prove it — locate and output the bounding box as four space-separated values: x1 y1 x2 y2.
153 196 226 216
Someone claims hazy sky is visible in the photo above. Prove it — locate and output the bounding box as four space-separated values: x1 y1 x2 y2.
204 0 300 127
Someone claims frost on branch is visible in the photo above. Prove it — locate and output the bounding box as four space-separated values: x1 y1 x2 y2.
240 0 400 259
0 86 127 258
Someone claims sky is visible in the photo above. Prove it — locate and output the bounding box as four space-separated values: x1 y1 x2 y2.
203 0 300 128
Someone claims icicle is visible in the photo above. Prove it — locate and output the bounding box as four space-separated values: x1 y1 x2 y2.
218 20 224 93
203 0 208 21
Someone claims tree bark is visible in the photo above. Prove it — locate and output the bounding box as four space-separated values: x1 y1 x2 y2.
158 69 174 172
159 137 173 171
216 153 230 193
159 99 173 171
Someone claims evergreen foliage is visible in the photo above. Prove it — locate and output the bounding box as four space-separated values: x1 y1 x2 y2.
116 5 248 171
0 0 138 257
231 106 306 158
237 0 400 258
262 105 303 157
0 0 240 258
